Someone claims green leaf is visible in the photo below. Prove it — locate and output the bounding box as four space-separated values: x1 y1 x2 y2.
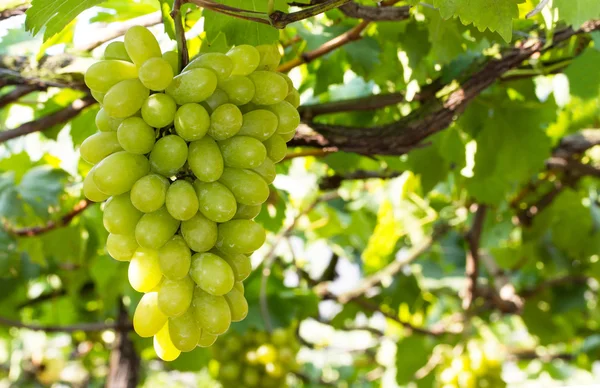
565 49 600 99
17 166 68 216
70 106 99 147
554 0 600 28
25 0 105 41
159 0 176 40
395 336 435 384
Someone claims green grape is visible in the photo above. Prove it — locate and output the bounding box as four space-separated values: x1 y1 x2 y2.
84 60 138 93
261 375 283 388
203 88 229 113
91 89 106 104
104 41 131 61
233 280 244 293
243 368 260 387
256 45 282 71
279 73 294 91
217 220 266 254
188 137 223 182
194 181 237 223
166 68 218 105
233 204 261 220
271 328 289 346
219 362 241 380
214 251 251 282
256 344 277 364
158 235 192 280
169 310 201 352
139 57 174 91
95 108 123 132
149 135 188 177
174 103 210 141
106 233 138 261
266 101 300 135
130 174 169 213
124 25 162 66
83 168 109 202
141 93 177 128
103 193 142 234
166 180 199 221
208 103 243 140
238 102 258 114
135 207 181 249
263 135 287 163
278 129 296 142
192 288 231 335
252 157 276 184
134 292 168 337
265 363 284 378
278 347 295 364
93 151 149 195
190 252 235 296
180 213 218 252
154 322 181 361
117 117 156 154
224 286 248 322
197 330 218 347
285 88 300 108
219 136 266 169
158 276 195 316
245 350 258 364
237 110 278 141
219 76 255 106
80 132 122 165
128 247 162 292
219 168 269 206
249 71 288 105
103 78 149 118
163 51 180 74
227 45 260 76
185 53 233 82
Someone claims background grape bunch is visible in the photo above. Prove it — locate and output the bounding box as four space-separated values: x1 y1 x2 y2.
436 342 505 388
80 25 300 361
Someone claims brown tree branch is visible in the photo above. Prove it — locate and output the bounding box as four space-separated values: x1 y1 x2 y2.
107 301 139 388
172 0 190 69
0 316 132 333
0 4 28 21
339 2 410 21
0 85 39 109
520 275 589 298
463 205 487 311
546 156 600 178
319 169 404 190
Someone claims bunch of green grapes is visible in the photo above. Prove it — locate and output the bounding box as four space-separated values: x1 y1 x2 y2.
437 342 505 388
212 328 300 387
80 25 300 361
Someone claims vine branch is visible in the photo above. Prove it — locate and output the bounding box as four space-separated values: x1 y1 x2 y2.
463 205 487 311
0 316 132 333
172 0 190 69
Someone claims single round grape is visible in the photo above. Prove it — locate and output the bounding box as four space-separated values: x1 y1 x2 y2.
158 276 194 316
188 137 223 182
117 117 156 154
141 93 177 128
169 310 201 352
104 41 131 61
128 247 162 292
103 193 142 234
266 101 300 135
256 45 282 71
83 168 109 202
174 103 210 141
166 68 218 105
103 78 149 118
256 344 277 364
216 219 266 254
280 73 294 91
80 132 122 165
149 135 188 177
219 136 266 169
285 88 300 108
192 288 231 335
158 235 192 280
249 71 288 105
154 322 181 361
96 108 123 132
233 281 244 293
263 135 287 163
227 45 260 75
237 110 278 141
219 76 255 106
265 362 284 378
84 60 138 93
243 368 261 387
134 292 167 338
93 151 150 195
219 362 241 380
124 25 162 66
252 157 276 184
212 250 251 282
202 88 229 113
278 128 296 142
185 52 233 82
194 181 237 223
180 213 218 252
271 328 289 346
130 174 169 213
139 57 174 91
163 50 180 74
106 233 138 261
197 330 218 347
165 180 199 221
208 103 243 140
233 204 261 220
190 252 235 296
91 89 106 104
219 168 269 206
224 285 248 322
135 207 181 249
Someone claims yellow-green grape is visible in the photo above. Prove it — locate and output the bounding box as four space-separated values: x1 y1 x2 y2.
104 41 131 61
278 347 295 364
233 204 261 220
154 322 181 361
185 52 233 82
256 344 277 364
174 103 210 141
180 213 218 252
133 292 167 337
165 180 199 221
203 88 229 113
149 135 188 177
141 93 177 128
285 88 300 108
263 136 287 163
243 368 260 387
252 157 276 184
265 362 284 378
106 233 138 261
93 152 150 196
227 45 260 76
216 219 266 254
249 71 288 105
103 78 149 118
280 73 294 91
124 25 162 66
135 207 181 249
163 50 180 74
219 136 267 169
271 328 289 346
224 285 248 322
128 247 162 292
256 44 282 71
219 168 269 206
190 252 235 296
166 68 218 105
158 276 195 317
169 310 201 352
219 362 241 380
130 174 169 213
192 288 231 335
103 193 142 235
219 76 255 106
139 57 174 91
208 103 243 140
84 60 138 93
194 181 237 223
215 251 252 282
83 168 109 202
237 110 278 141
91 89 106 104
117 117 156 155
245 350 258 365
80 132 122 165
197 329 218 348
266 101 300 135
158 235 191 280
188 137 224 182
96 108 123 132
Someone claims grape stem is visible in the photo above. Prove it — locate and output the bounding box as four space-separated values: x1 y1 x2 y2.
171 0 189 69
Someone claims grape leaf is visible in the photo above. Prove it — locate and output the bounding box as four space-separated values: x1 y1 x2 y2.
25 0 105 41
554 0 600 28
395 336 435 384
565 49 600 99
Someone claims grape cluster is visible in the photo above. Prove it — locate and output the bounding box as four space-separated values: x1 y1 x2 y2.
437 343 505 388
212 328 300 387
81 26 299 361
